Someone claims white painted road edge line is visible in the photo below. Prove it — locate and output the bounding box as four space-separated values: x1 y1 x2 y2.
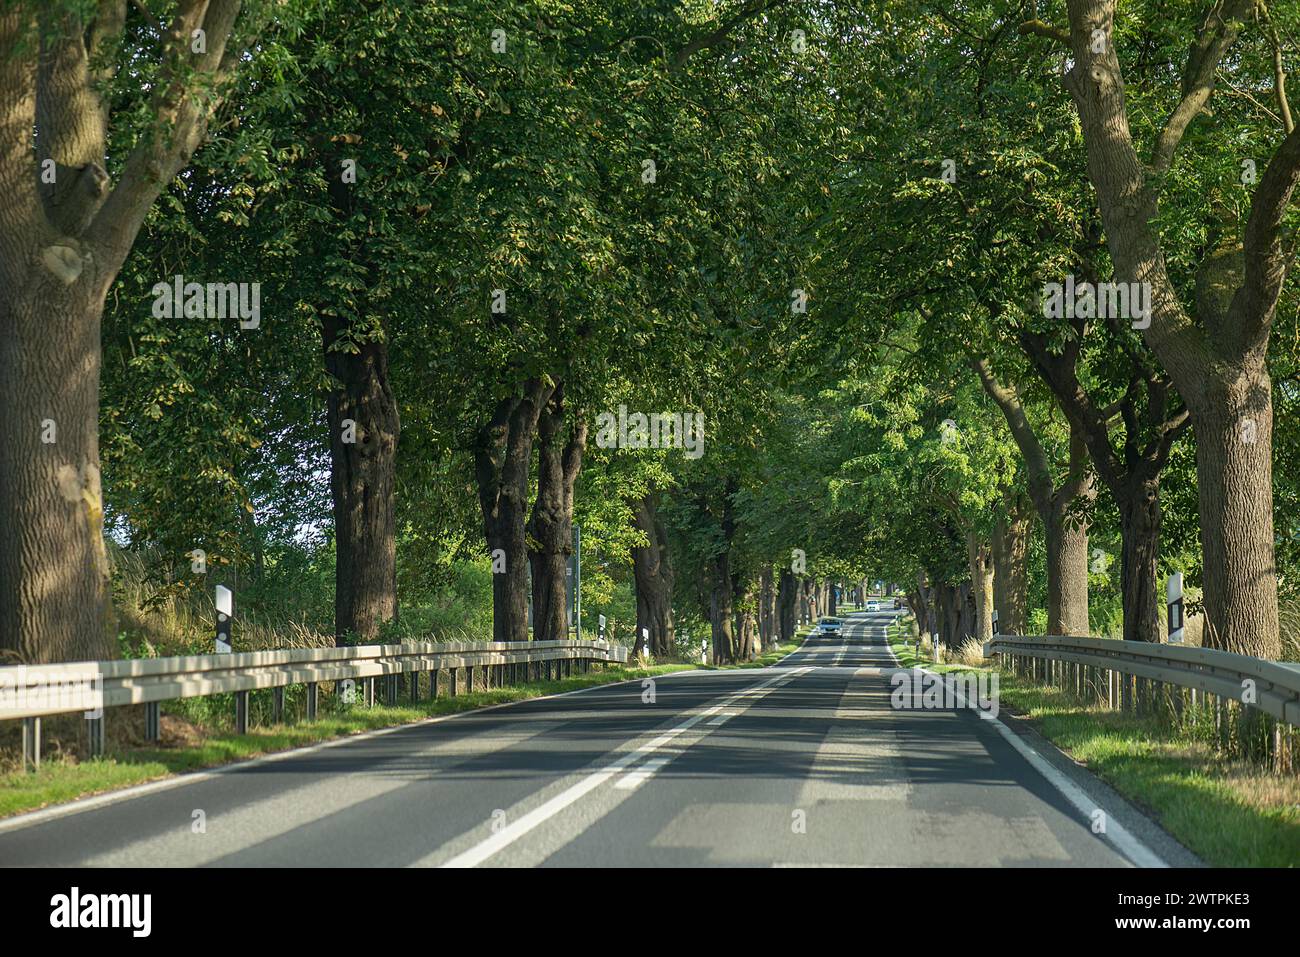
440 668 811 867
882 622 1168 869
0 666 705 836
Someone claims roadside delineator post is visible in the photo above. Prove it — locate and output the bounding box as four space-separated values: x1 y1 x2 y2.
1167 572 1185 644
215 585 233 654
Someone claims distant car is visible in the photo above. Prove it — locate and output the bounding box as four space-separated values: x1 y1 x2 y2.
866 600 880 612
815 617 842 636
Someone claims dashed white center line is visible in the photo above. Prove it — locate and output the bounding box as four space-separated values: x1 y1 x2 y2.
440 668 811 867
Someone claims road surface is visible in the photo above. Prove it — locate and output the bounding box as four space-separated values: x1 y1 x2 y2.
0 611 1190 867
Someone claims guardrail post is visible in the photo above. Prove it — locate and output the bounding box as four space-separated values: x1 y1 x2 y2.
306 682 318 720
410 671 420 702
273 687 284 724
365 678 376 707
450 668 458 696
144 702 160 742
235 691 249 734
431 669 440 698
86 715 104 758
22 717 40 771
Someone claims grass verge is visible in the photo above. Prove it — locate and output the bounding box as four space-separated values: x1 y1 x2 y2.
1 636 811 822
0 662 689 820
887 619 1300 867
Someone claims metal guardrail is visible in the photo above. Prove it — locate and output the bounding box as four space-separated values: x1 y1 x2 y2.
984 634 1300 728
0 639 629 768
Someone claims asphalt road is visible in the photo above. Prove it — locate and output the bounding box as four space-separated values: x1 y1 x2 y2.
0 611 1189 867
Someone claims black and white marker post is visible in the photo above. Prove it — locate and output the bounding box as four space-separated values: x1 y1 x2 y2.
215 585 233 654
1167 572 1185 644
991 609 999 636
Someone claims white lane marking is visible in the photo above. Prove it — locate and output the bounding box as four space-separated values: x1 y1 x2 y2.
0 667 700 835
441 668 810 867
881 626 1167 868
614 756 671 790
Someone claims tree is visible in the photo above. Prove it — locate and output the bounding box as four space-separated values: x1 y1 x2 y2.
0 0 271 662
1030 1 1300 656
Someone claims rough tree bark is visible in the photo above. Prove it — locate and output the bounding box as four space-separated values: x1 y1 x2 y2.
527 383 587 644
758 564 775 649
965 532 994 643
319 128 400 645
912 569 934 637
992 491 1031 634
733 578 758 661
631 490 675 658
474 378 552 644
710 550 735 665
0 2 247 662
323 316 399 644
777 568 797 642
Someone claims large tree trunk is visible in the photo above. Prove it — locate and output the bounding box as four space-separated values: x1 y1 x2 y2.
827 580 838 616
0 3 244 663
758 565 775 649
992 500 1031 635
323 317 399 645
1117 477 1162 643
631 491 675 657
966 532 994 643
527 384 586 644
733 577 758 661
1045 497 1090 636
1058 1 1298 658
912 569 934 637
973 357 1092 637
710 550 735 664
1193 382 1280 657
475 379 551 644
777 568 797 642
0 285 114 663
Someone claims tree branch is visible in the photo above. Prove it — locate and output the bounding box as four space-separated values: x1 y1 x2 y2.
85 0 244 280
671 0 786 69
1233 122 1300 350
1018 19 1070 46
1150 0 1254 175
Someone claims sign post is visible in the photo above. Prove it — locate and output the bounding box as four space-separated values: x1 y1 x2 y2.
991 609 999 636
1167 572 1185 643
215 585 233 654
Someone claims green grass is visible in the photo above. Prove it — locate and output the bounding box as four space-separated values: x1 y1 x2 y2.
886 618 1300 867
0 662 687 820
0 639 815 821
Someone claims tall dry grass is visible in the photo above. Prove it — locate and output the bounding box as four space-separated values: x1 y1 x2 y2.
112 549 331 656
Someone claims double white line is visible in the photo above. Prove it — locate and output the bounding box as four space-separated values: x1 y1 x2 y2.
441 667 810 867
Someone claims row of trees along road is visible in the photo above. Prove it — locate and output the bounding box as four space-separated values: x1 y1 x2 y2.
1 2 1299 665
